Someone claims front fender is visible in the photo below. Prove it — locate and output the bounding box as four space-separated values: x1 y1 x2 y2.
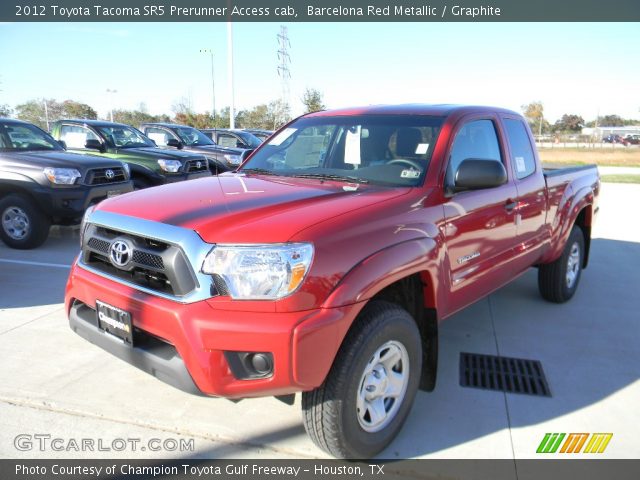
322 237 439 309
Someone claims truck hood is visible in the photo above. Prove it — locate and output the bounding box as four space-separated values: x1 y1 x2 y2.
116 147 205 162
183 145 245 156
99 174 409 243
0 150 126 169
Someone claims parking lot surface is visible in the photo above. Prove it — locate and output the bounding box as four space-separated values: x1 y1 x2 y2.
1 183 638 463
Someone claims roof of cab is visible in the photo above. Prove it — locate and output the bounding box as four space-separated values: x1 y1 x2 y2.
305 104 521 118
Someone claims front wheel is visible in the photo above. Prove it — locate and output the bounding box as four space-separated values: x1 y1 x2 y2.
538 225 585 303
302 301 422 458
0 194 51 249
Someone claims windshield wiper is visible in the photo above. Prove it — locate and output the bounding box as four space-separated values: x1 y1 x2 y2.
241 168 278 176
288 173 369 184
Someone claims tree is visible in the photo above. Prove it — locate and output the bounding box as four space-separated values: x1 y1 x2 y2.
553 114 584 133
15 99 54 129
112 109 171 127
521 101 547 134
173 112 214 129
302 88 325 113
0 104 12 118
61 100 97 120
598 114 625 126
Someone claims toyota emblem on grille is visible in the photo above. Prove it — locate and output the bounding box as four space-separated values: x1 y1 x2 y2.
105 169 115 179
109 240 131 267
196 161 202 169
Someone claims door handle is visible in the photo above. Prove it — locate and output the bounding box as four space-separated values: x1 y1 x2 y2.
505 199 518 212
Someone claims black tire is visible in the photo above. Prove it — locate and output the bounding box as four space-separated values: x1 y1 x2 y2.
538 225 585 303
0 193 51 249
301 301 422 458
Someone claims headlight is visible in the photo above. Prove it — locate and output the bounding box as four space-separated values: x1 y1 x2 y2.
43 167 81 185
121 162 130 178
157 159 182 173
202 243 314 300
224 154 242 166
79 204 95 246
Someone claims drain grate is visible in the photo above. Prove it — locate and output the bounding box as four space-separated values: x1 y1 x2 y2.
460 352 551 397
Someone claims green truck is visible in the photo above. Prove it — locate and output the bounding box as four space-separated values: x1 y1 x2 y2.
50 120 211 189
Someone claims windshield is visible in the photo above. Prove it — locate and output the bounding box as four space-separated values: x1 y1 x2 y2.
237 131 263 149
241 114 444 187
174 127 216 146
96 125 155 149
0 122 63 152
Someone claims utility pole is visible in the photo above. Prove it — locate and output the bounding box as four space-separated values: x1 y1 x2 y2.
43 99 49 130
106 89 117 122
227 22 235 129
200 49 216 128
277 25 291 128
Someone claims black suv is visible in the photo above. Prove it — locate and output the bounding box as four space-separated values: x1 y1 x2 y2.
0 119 133 249
140 123 249 173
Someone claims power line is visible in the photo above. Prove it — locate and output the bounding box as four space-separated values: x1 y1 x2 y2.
277 25 291 124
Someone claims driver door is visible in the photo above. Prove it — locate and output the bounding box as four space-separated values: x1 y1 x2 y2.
442 117 519 316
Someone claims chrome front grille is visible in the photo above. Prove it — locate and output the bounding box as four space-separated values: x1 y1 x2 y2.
185 159 209 173
82 225 196 297
77 210 217 304
86 167 126 185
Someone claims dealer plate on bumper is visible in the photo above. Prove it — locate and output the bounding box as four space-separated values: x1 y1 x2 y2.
96 300 133 345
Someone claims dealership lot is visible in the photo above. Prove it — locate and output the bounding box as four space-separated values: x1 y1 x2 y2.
1 183 638 462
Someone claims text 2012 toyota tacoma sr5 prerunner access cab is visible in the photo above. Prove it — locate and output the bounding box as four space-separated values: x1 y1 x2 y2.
65 105 600 458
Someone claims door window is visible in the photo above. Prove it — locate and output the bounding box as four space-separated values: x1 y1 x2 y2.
217 133 239 148
504 119 536 179
59 124 99 149
145 127 173 146
446 120 502 187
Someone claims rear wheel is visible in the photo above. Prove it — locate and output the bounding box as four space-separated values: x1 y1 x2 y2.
0 194 51 249
302 301 422 458
538 225 584 303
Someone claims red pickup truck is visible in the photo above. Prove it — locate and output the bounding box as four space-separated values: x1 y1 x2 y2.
65 105 599 458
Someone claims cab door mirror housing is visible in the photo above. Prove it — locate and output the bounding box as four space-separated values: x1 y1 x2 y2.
85 139 105 153
166 138 183 149
454 158 507 191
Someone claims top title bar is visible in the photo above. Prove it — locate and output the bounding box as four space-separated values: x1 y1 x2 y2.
3 0 640 22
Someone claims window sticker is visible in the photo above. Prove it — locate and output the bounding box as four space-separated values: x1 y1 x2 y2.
269 127 297 146
400 169 421 179
148 133 167 146
515 156 526 173
63 132 87 148
415 143 430 155
345 126 361 165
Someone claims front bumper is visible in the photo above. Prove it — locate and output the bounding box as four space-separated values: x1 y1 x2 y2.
65 264 359 398
34 181 134 223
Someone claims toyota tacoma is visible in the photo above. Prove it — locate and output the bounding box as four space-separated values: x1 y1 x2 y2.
50 119 211 189
65 105 600 458
0 118 133 249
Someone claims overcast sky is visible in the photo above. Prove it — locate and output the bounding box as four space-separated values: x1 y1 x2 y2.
1 22 638 122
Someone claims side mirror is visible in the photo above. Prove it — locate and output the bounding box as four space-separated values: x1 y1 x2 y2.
57 140 67 150
454 158 507 191
85 139 105 153
166 138 183 149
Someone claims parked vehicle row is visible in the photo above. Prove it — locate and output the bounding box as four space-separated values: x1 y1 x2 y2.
602 133 640 145
0 119 133 248
65 104 599 458
0 113 276 248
